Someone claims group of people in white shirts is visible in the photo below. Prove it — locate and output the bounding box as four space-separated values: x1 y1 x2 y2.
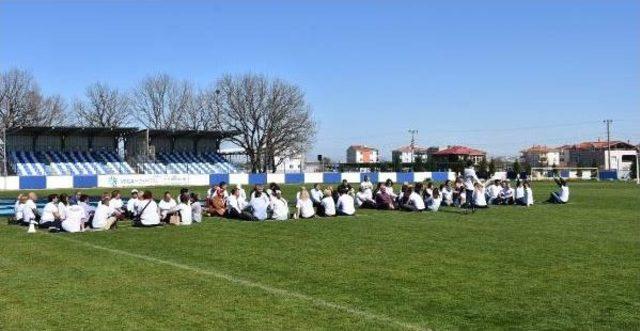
11 163 571 232
12 189 204 232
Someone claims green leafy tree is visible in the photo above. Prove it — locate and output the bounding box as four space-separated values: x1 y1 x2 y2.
512 160 522 175
488 158 496 177
477 158 489 178
392 154 402 172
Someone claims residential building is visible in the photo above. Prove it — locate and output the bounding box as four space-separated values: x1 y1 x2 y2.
430 145 486 169
392 145 429 163
346 145 379 163
566 140 637 171
520 145 562 167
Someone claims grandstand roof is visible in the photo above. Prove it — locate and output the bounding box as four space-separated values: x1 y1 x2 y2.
143 129 240 139
5 126 139 137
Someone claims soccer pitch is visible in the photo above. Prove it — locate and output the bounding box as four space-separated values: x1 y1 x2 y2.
1 182 638 330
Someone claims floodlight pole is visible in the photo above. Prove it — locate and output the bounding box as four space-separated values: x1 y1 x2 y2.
604 119 612 170
636 149 639 185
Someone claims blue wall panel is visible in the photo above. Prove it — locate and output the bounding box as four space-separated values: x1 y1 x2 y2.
560 170 570 178
73 175 97 188
323 172 342 183
248 173 267 185
19 176 46 190
285 173 304 184
599 170 617 180
360 172 378 183
210 174 230 186
396 172 414 183
431 172 449 182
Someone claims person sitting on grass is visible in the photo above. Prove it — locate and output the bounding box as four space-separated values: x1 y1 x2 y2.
440 181 454 207
485 179 502 205
360 175 374 191
402 185 425 212
294 189 316 219
177 194 193 225
375 186 395 210
110 190 124 214
309 183 324 207
337 179 354 197
499 181 515 205
336 188 356 216
226 187 252 221
61 203 87 233
471 182 488 209
126 189 140 218
249 190 270 221
519 181 534 206
397 183 410 207
546 176 569 204
207 189 227 217
319 189 336 217
159 191 179 221
425 187 443 212
57 193 69 225
270 190 289 221
77 194 95 225
40 194 60 229
20 194 36 226
384 179 398 201
355 185 376 209
423 182 434 199
514 180 526 205
92 194 119 230
190 193 203 223
133 191 161 227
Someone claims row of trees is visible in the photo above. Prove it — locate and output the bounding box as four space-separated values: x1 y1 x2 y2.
0 68 317 173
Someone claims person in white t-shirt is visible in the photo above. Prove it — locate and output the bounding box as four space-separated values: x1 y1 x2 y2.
126 189 140 218
309 184 324 206
295 190 315 219
226 188 252 220
499 181 515 205
57 193 69 222
514 180 526 205
249 191 270 221
190 193 203 223
355 186 375 208
402 186 425 212
425 188 443 212
109 190 124 212
547 177 569 204
440 182 454 207
472 182 488 209
336 189 356 216
13 194 24 223
463 160 480 209
133 191 162 227
319 189 336 217
40 194 60 228
360 175 373 191
270 190 289 221
61 204 87 233
485 179 502 205
20 195 36 226
177 195 193 225
158 191 178 223
92 196 118 230
522 181 534 206
236 184 247 204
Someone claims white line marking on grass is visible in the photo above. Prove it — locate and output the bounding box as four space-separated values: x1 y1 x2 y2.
55 236 430 331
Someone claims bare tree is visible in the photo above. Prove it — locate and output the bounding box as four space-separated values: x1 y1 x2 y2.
216 73 316 173
73 82 131 127
184 86 222 130
131 74 193 129
0 68 68 128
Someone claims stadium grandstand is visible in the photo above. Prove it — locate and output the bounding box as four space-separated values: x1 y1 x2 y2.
1 126 240 176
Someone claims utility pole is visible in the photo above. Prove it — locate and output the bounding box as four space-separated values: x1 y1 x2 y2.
408 129 418 163
603 119 612 170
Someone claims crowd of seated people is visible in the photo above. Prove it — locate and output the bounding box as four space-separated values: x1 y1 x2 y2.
9 166 570 232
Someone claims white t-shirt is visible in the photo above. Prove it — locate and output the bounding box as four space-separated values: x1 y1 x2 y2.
78 201 95 217
92 204 113 229
138 200 160 225
515 186 525 199
226 195 242 213
525 187 534 206
191 201 203 223
238 188 247 201
178 203 193 225
463 168 479 190
58 202 68 220
473 188 487 206
126 198 138 214
426 196 442 212
408 192 425 210
296 199 315 218
41 202 58 223
321 196 336 216
14 200 23 220
21 204 36 224
271 198 289 220
336 194 355 215
110 198 124 210
158 199 177 216
310 188 324 203
487 184 501 199
355 189 373 206
558 185 569 202
25 199 37 213
250 197 270 220
62 205 86 233
501 187 514 199
441 187 453 204
360 180 373 191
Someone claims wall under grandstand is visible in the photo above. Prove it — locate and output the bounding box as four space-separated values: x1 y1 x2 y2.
0 169 618 190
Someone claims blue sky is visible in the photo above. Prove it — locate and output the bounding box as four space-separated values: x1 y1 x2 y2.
2 0 639 160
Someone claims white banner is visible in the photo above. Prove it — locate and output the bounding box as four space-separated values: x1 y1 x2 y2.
98 174 192 188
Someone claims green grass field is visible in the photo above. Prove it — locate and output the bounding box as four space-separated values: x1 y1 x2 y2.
1 181 639 330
